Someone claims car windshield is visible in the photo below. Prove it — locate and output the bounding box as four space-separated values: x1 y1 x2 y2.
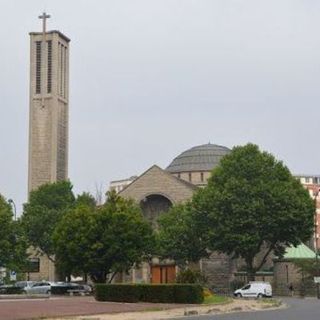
242 284 251 290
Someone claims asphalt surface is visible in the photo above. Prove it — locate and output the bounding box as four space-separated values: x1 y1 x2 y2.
178 298 320 320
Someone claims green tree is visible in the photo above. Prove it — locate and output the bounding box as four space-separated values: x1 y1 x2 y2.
193 144 314 280
293 258 320 278
22 181 75 261
54 190 155 283
157 203 209 266
53 204 97 279
75 192 96 208
0 195 28 271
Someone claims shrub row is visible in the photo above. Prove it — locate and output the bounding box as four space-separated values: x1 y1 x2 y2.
94 284 204 304
0 286 23 294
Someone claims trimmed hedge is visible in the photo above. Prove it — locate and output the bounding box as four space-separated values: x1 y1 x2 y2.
94 284 204 304
0 286 23 294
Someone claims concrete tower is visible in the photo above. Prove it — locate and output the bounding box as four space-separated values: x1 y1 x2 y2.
28 13 70 193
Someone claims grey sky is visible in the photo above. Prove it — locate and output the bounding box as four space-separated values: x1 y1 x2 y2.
1 0 320 213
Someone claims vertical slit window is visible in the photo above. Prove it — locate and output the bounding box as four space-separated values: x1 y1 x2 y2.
64 47 67 98
60 44 64 97
35 41 41 94
47 40 52 93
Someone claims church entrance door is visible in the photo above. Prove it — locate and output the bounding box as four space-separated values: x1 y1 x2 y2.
151 265 176 284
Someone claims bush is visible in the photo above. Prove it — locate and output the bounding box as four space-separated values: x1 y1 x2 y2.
139 284 175 303
94 284 204 304
95 284 140 302
176 269 207 285
0 286 23 294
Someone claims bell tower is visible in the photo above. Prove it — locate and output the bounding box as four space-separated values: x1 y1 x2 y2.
28 13 70 193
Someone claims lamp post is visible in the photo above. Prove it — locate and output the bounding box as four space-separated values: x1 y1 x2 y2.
313 189 320 299
8 199 16 221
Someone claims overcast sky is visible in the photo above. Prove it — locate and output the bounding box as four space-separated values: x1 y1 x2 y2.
1 0 320 213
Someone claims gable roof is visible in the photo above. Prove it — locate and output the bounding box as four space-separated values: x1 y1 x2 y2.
119 165 197 204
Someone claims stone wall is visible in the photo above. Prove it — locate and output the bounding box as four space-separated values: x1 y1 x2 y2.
201 252 237 294
273 260 317 296
120 165 196 204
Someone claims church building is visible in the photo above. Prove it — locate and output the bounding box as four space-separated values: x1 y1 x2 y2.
117 143 238 290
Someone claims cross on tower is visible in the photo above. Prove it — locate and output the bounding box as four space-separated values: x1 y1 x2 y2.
38 12 50 34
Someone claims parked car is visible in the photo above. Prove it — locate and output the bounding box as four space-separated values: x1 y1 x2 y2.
14 281 35 290
50 282 92 295
23 281 54 294
234 281 272 298
0 284 14 294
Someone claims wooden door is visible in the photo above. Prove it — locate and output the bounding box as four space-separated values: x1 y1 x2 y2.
151 265 176 283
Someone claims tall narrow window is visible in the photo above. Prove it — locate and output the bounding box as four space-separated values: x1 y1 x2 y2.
59 43 63 96
35 41 41 94
64 47 67 98
201 172 204 182
47 40 52 93
188 172 192 182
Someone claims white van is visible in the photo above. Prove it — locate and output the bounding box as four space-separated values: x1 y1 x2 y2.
234 281 272 298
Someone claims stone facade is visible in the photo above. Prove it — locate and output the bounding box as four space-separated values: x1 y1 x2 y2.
120 165 196 204
26 248 56 282
28 30 70 193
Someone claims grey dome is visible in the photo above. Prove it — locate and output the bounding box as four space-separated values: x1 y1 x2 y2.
166 144 231 173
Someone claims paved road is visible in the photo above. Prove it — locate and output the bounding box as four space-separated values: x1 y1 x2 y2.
178 298 320 320
0 296 184 320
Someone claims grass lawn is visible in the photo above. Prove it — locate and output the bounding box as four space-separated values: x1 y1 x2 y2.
203 295 231 305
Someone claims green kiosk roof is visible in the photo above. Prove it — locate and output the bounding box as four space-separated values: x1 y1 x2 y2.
283 243 316 259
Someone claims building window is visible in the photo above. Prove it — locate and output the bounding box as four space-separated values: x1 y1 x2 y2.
47 40 52 93
59 43 63 96
200 172 204 182
64 47 67 98
305 177 310 183
188 172 192 182
177 173 181 179
27 258 40 273
35 41 41 94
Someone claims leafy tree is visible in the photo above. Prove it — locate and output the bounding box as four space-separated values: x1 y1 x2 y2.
192 144 314 280
53 204 97 278
293 258 320 278
22 181 75 261
75 192 96 208
54 190 155 283
157 203 209 266
0 195 28 271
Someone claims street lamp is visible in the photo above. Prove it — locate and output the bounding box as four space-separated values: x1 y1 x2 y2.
8 199 16 220
313 189 320 299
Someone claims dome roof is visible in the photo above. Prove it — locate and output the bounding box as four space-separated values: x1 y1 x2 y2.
166 143 231 173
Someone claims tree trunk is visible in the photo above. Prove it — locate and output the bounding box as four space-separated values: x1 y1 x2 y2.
108 272 117 283
90 271 107 283
246 258 255 282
